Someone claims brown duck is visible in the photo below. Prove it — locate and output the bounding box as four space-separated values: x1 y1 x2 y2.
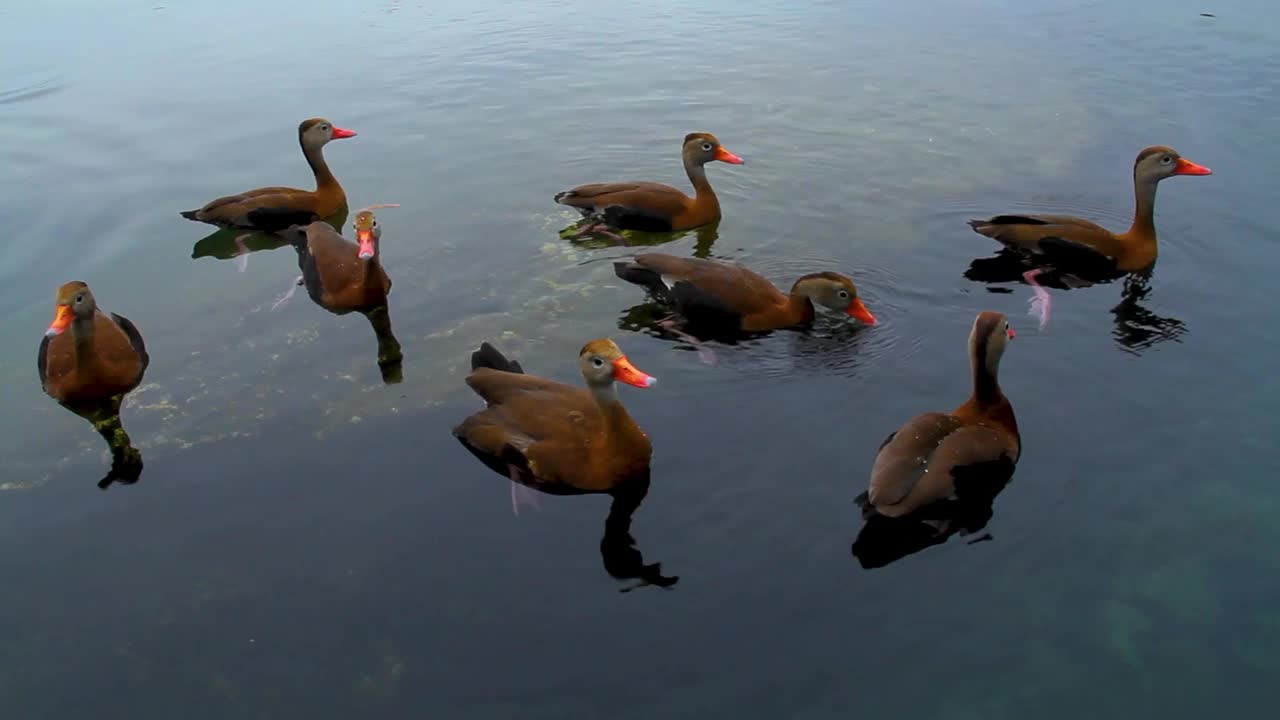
555 132 744 232
864 312 1018 518
614 252 877 332
453 339 655 493
38 282 149 407
180 118 356 232
968 146 1211 275
292 206 399 314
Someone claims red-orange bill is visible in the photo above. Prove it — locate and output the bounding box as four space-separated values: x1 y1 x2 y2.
331 126 357 139
715 147 744 165
612 356 657 388
1007 326 1016 339
357 230 376 259
847 299 877 325
45 305 73 337
1175 157 1211 175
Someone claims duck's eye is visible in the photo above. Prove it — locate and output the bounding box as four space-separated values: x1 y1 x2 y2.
702 142 713 152
591 357 605 368
1162 155 1172 164
372 220 378 228
837 290 849 299
74 295 84 304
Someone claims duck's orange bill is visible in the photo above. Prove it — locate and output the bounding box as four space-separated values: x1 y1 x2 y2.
715 147 745 165
357 229 376 259
847 299 877 325
1175 158 1211 175
46 305 73 337
331 126 357 140
1007 326 1016 339
612 356 657 388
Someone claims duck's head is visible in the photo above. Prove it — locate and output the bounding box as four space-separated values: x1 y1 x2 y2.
1134 145 1211 184
352 211 381 260
682 132 744 167
969 311 1015 376
792 272 878 325
579 339 657 389
298 117 357 150
46 281 96 337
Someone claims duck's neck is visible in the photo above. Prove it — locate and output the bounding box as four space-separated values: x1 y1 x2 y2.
301 139 339 191
969 348 1005 410
71 313 97 369
785 287 818 325
590 382 638 434
1127 175 1159 239
686 162 719 209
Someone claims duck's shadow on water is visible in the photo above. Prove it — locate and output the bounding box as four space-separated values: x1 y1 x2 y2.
188 208 349 263
563 220 721 258
964 251 1187 354
850 457 1015 570
454 438 678 592
616 300 873 375
58 396 144 490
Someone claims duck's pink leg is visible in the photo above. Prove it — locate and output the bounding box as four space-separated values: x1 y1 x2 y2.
233 234 252 272
657 317 717 365
1024 269 1051 331
270 276 304 312
567 222 629 245
507 465 541 516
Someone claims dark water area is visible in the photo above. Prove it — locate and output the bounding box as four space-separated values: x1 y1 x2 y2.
2 0 1279 717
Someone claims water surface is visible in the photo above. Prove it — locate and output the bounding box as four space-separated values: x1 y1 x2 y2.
2 1 1278 717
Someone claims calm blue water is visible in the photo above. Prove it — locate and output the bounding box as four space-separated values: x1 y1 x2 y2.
2 1 1278 717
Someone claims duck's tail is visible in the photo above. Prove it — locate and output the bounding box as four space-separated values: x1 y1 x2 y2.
612 261 670 299
470 342 524 374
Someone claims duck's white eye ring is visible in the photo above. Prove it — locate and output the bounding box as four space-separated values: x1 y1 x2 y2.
838 290 849 299
591 357 605 368
1162 155 1172 164
75 295 84 303
702 143 713 152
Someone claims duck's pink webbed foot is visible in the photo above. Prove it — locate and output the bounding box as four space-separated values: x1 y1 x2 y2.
233 234 252 272
508 465 541 516
657 317 717 365
1024 269 1051 331
271 276 304 312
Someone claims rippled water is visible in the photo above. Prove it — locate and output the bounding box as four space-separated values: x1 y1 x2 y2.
2 0 1278 717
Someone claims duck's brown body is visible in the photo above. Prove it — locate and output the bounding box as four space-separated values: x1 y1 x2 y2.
453 341 653 492
614 253 877 332
180 118 355 232
968 146 1211 275
296 220 391 315
38 285 148 406
555 133 743 232
866 312 1018 518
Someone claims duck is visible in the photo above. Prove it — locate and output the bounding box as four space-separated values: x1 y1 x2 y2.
180 118 356 232
555 132 743 233
967 145 1211 276
38 282 149 407
452 339 655 493
614 252 877 332
862 311 1018 518
290 205 400 315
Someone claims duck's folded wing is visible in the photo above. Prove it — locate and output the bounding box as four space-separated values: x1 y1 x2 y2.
868 413 961 508
871 418 1016 516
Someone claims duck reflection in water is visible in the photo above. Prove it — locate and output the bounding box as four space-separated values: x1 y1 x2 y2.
853 312 1019 568
965 253 1186 354
188 208 350 272
614 252 877 364
275 205 405 384
563 218 722 258
37 282 147 489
